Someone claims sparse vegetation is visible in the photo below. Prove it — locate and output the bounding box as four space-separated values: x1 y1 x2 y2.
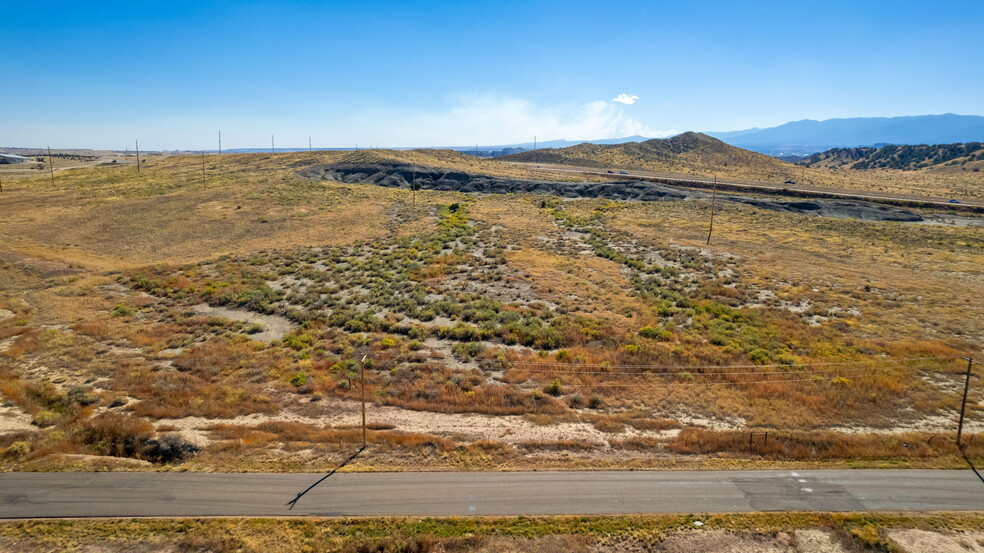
2 513 984 553
0 148 981 473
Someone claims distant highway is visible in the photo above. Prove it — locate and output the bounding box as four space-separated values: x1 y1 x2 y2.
513 163 984 210
1 470 982 518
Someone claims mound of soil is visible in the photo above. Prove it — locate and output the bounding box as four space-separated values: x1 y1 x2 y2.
300 163 924 223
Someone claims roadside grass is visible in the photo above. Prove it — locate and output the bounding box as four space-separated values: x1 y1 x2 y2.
2 513 984 552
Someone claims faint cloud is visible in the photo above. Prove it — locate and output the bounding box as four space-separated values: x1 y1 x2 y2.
389 95 671 145
611 94 639 105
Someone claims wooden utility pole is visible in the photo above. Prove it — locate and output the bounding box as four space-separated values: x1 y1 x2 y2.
135 140 141 173
46 147 55 186
1 173 4 193
360 354 368 448
201 151 206 190
706 175 718 245
958 357 975 447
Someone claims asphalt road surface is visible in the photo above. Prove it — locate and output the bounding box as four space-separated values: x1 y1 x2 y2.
1 470 982 518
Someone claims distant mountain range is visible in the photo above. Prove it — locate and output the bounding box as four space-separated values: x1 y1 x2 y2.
178 115 984 158
707 114 984 156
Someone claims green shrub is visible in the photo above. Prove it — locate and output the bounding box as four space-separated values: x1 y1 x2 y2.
32 411 60 428
638 326 672 340
451 342 484 359
283 333 315 351
543 379 563 397
67 386 100 406
2 441 30 459
748 348 771 364
111 304 135 318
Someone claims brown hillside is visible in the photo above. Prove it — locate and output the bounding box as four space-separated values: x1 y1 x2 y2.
497 132 801 182
800 142 984 174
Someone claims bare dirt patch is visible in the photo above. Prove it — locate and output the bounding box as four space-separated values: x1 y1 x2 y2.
887 529 984 553
0 403 33 433
652 529 794 552
191 303 294 343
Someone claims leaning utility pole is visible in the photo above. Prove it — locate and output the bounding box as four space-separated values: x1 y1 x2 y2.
957 357 976 447
706 175 718 245
135 140 141 173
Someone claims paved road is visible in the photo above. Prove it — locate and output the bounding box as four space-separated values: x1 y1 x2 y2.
1 470 982 518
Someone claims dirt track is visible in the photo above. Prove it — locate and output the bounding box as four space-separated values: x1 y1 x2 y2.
301 163 929 223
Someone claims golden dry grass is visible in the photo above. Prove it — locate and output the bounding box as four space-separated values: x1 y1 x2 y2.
2 513 984 553
0 149 982 472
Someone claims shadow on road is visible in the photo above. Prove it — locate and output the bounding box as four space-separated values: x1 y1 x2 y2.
286 446 365 510
960 445 984 485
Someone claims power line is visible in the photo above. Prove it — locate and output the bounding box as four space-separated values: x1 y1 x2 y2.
501 365 930 378
135 356 959 381
506 356 961 371
555 372 927 388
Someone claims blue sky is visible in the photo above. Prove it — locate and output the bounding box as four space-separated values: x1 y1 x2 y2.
3 0 982 150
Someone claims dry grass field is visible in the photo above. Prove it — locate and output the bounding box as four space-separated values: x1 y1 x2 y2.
2 513 984 553
500 133 984 201
1 149 982 472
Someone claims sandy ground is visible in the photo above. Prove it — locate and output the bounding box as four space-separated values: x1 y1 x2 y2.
648 529 835 553
191 303 295 343
154 395 673 448
0 528 970 553
887 530 984 552
153 388 984 452
0 404 33 434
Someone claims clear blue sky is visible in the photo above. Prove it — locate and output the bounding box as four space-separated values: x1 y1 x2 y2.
3 0 982 150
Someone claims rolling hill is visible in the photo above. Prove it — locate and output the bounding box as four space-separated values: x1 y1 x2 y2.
497 132 801 182
800 142 984 173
